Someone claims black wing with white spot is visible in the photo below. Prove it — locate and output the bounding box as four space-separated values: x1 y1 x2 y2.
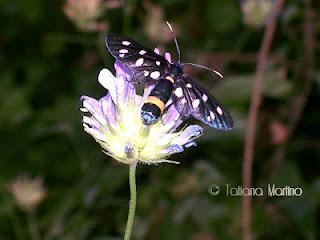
105 34 170 84
172 75 233 130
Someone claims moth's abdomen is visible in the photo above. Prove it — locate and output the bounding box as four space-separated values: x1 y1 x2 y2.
141 76 175 125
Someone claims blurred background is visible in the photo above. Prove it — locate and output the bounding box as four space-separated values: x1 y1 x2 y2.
0 0 319 239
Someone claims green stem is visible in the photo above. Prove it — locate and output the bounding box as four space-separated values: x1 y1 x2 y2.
27 211 40 240
124 163 137 240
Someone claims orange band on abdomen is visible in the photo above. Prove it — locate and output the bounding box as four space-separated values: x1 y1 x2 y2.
165 76 174 83
145 96 165 113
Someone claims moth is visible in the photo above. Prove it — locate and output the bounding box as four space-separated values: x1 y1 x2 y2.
105 28 233 130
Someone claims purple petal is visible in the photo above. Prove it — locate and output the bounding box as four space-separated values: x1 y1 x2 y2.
154 48 160 55
81 96 107 125
165 52 172 63
184 141 197 148
154 48 172 63
98 68 130 105
173 125 203 146
100 94 117 126
161 144 184 155
116 74 129 104
83 124 107 142
114 61 131 80
163 104 181 125
98 69 117 103
82 116 99 129
181 125 203 138
81 96 103 115
114 59 141 104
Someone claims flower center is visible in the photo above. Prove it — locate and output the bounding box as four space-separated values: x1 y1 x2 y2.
124 142 134 158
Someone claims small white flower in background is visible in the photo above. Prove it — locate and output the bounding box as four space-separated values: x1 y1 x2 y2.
80 50 203 164
241 0 273 27
63 0 109 32
8 176 46 212
143 2 176 43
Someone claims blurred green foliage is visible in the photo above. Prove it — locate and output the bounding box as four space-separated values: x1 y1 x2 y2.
0 0 319 239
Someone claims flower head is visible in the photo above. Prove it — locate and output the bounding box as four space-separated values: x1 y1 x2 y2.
144 2 175 43
63 0 108 32
241 0 273 27
81 50 203 164
8 176 46 212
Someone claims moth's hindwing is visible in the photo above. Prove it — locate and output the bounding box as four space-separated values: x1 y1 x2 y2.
105 35 170 84
172 75 233 130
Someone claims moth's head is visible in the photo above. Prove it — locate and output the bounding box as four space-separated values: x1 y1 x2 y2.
141 111 157 125
141 103 161 125
170 63 184 77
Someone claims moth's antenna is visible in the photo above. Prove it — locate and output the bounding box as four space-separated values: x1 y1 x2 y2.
166 21 181 63
165 21 222 78
183 62 224 78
